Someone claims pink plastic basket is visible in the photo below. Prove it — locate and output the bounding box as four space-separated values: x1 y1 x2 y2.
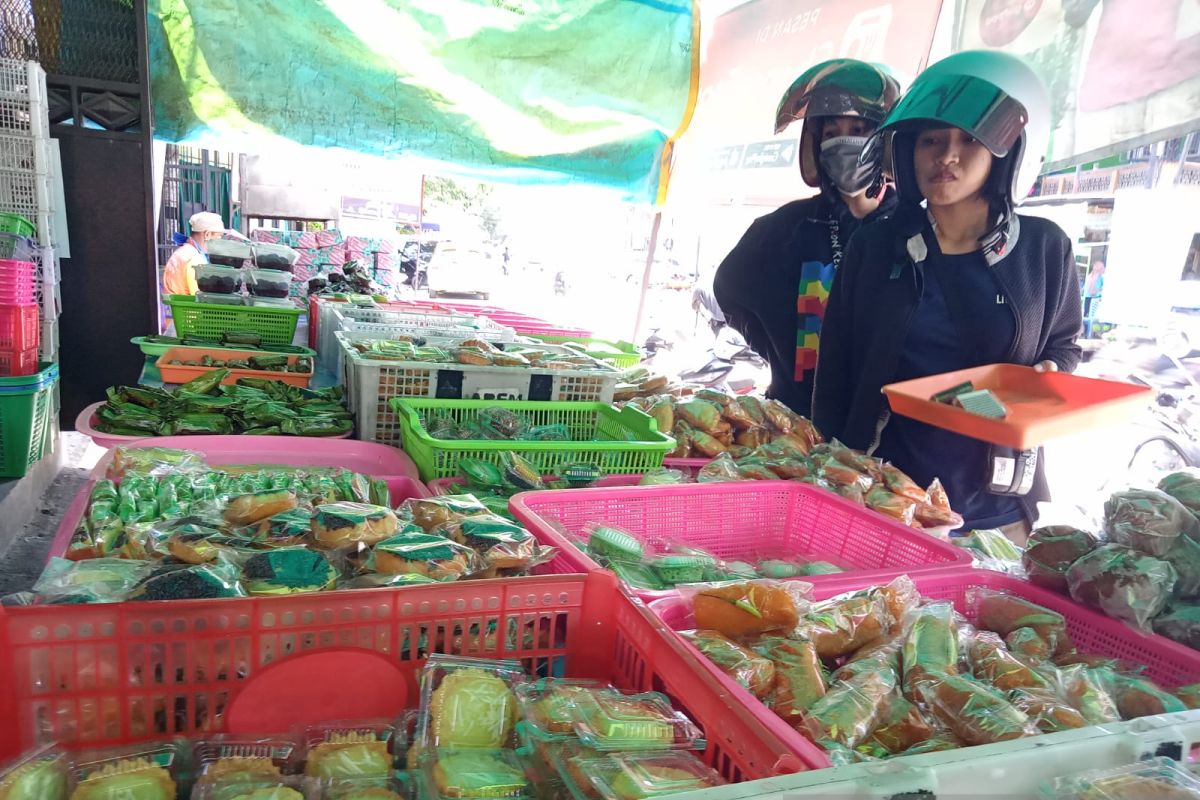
426 473 642 496
47 474 429 563
88 434 420 481
509 481 972 598
0 259 35 304
649 568 1200 771
75 403 356 450
0 572 804 781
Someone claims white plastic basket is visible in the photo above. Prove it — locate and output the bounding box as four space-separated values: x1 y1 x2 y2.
315 303 518 367
337 331 621 446
701 710 1200 800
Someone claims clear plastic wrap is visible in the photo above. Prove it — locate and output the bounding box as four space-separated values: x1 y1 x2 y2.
437 515 554 576
751 636 826 721
967 631 1050 691
369 532 485 581
684 580 811 639
1097 668 1188 719
407 494 492 534
801 668 897 749
679 630 775 699
516 679 611 741
1104 488 1200 557
424 748 530 799
70 743 179 800
586 751 724 800
131 558 247 601
106 445 207 481
1022 525 1101 593
1159 469 1200 523
1041 756 1200 800
1058 665 1121 725
301 719 397 781
918 674 1038 746
566 689 704 752
1153 603 1200 650
190 734 301 797
311 502 400 548
972 588 1072 654
419 655 525 751
33 557 151 603
901 602 960 697
240 547 339 596
1066 545 1178 631
0 745 69 800
1006 687 1088 733
858 696 935 757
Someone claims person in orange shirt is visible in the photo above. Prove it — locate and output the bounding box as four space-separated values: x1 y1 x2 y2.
162 211 228 296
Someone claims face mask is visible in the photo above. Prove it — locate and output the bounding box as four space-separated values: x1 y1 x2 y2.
819 135 875 196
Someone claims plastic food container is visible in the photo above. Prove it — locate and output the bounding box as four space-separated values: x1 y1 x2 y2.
194 263 244 295
195 292 246 306
155 346 314 388
253 242 300 272
207 238 253 267
246 268 293 298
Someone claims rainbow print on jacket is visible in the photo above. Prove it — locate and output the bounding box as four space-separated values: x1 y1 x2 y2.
795 259 835 381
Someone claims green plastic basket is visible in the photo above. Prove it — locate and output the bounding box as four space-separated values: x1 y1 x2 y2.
525 335 642 368
165 295 304 345
130 336 317 358
0 213 35 237
0 362 58 477
390 398 675 480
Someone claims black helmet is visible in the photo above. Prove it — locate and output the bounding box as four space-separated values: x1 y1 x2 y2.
774 59 901 188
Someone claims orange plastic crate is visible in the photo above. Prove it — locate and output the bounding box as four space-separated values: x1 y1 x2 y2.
0 303 37 351
0 573 803 781
155 346 312 388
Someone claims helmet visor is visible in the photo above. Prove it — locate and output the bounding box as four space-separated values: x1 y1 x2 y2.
874 74 1028 157
775 61 898 135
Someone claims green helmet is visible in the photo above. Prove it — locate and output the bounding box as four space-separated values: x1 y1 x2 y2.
774 59 900 188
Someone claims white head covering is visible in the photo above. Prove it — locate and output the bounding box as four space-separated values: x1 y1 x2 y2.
188 211 226 234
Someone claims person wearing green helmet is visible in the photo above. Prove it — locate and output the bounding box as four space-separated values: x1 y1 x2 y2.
813 51 1083 543
714 59 901 418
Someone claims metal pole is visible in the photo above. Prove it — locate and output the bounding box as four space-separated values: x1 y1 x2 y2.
632 211 662 344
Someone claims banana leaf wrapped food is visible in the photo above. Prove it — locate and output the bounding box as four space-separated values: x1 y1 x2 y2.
679 630 775 699
1066 545 1178 631
1104 488 1199 557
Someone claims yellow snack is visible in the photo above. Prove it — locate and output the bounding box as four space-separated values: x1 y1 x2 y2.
429 669 519 748
304 733 392 780
69 758 175 800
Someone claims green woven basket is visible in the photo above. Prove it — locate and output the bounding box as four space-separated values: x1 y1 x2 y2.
390 398 674 480
166 295 303 345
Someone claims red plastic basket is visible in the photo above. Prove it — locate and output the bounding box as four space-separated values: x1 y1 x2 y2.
426 474 642 495
509 481 973 598
0 572 804 782
0 303 37 351
649 568 1200 771
0 345 37 376
0 259 36 304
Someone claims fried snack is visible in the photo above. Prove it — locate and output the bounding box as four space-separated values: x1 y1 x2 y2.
799 593 888 659
751 636 826 721
901 602 959 697
646 397 674 435
859 696 934 756
1022 525 1100 593
429 669 519 749
1153 604 1200 650
1007 687 1088 733
968 631 1049 691
918 674 1038 746
897 730 964 756
1104 488 1200 557
801 668 897 749
674 400 722 433
223 489 298 526
408 494 490 534
974 589 1072 655
372 533 477 581
692 581 803 639
680 630 774 699
0 753 68 800
1098 669 1188 719
312 502 400 548
1066 545 1178 632
69 757 175 800
880 464 926 502
1004 627 1055 662
865 486 917 525
1060 665 1121 725
1174 683 1200 710
831 634 903 683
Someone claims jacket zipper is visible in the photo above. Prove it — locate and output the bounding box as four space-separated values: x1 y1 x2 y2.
866 258 923 455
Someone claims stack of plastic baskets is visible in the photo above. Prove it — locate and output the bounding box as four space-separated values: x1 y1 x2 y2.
0 361 57 477
0 225 38 376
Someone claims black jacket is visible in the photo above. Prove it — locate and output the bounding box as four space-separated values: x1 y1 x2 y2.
714 190 896 417
813 212 1083 517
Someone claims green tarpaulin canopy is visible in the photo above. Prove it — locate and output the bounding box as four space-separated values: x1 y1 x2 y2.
148 0 699 203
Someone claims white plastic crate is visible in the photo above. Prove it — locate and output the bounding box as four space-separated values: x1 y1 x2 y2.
337 331 621 446
703 710 1200 800
316 303 519 368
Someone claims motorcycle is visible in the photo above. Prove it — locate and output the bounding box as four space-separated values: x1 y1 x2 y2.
1124 375 1200 483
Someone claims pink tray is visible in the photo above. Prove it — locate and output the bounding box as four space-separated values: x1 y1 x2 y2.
509 481 972 599
426 474 642 496
47 474 429 564
88 435 419 481
649 568 1200 770
75 402 354 449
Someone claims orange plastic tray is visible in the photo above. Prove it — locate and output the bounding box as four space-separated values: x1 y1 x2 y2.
882 364 1152 449
155 346 313 388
